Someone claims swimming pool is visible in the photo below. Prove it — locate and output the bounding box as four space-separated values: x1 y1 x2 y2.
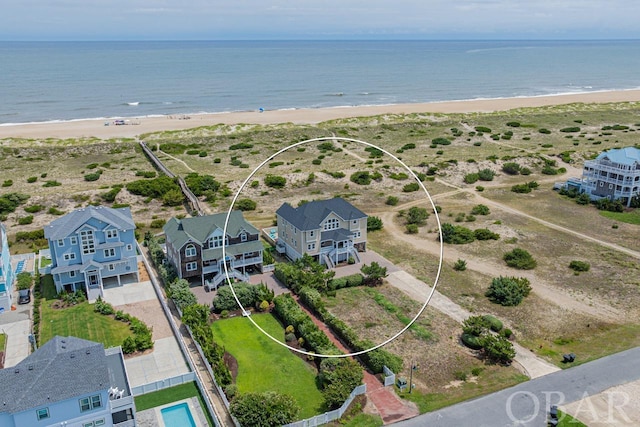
160 402 197 427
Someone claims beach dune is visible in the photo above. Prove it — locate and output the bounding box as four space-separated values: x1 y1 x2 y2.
1 90 640 140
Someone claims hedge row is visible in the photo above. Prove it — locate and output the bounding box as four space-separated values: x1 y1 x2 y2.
298 287 403 374
273 293 340 355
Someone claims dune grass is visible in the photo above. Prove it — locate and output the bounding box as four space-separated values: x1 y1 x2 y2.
211 313 325 418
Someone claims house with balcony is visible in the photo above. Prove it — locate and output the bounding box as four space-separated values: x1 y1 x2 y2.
275 198 367 268
163 211 263 290
0 336 136 427
0 222 15 313
581 146 640 207
44 206 139 301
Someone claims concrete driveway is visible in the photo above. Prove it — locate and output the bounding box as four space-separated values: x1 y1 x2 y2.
0 295 33 368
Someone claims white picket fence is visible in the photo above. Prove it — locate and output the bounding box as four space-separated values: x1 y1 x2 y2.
283 384 367 427
131 372 196 396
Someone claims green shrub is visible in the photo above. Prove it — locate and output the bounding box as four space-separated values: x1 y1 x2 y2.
432 137 452 146
43 180 62 187
367 216 383 231
464 173 479 184
440 223 475 244
475 169 494 181
475 126 492 133
386 196 399 206
406 224 418 234
402 182 420 192
503 248 537 269
560 126 580 133
473 228 500 240
453 259 467 271
24 204 44 213
264 174 287 189
482 315 503 332
135 170 156 178
470 204 490 215
569 260 590 272
506 121 521 127
2 180 13 187
150 218 166 229
27 176 38 183
461 333 483 350
229 142 254 150
502 162 521 175
539 128 551 134
350 171 371 185
18 215 34 225
235 198 257 211
486 276 532 306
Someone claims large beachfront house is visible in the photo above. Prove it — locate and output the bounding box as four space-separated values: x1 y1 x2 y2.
275 198 367 268
163 211 263 290
44 206 139 300
0 336 136 427
581 146 640 207
0 222 15 313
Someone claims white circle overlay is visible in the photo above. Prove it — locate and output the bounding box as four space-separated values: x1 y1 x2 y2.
222 136 443 358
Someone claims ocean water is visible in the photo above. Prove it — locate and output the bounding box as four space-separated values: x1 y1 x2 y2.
1 40 640 125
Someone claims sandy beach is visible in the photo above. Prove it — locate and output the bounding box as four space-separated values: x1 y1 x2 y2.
1 90 640 140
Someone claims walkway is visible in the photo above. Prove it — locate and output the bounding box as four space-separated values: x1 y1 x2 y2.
294 296 419 424
386 269 560 379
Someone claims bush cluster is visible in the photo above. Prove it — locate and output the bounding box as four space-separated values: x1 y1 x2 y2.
94 297 154 354
461 315 515 364
503 248 537 270
211 282 274 313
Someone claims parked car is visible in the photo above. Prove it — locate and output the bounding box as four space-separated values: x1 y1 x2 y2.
18 289 31 305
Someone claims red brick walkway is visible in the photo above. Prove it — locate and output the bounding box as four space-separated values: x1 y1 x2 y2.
294 297 419 424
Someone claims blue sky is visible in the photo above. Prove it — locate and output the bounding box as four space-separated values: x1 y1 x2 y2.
2 0 639 40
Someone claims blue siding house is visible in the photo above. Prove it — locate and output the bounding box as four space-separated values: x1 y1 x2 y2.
0 336 136 427
44 206 139 300
0 222 15 313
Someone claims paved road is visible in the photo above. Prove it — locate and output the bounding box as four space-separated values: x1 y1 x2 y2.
393 346 640 426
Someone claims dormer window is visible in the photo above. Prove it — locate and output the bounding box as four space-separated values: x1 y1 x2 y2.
106 229 118 239
241 232 248 242
57 239 64 247
324 218 339 231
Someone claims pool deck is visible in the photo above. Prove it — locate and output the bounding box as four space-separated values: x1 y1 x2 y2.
136 397 209 427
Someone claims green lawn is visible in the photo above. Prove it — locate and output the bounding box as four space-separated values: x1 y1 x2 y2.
134 382 214 427
211 313 325 418
557 410 587 426
39 301 132 347
600 209 640 225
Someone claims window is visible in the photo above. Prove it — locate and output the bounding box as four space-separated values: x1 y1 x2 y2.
353 219 358 225
104 248 116 258
126 244 132 251
309 230 315 238
240 233 247 242
80 230 95 255
354 231 361 238
108 264 115 271
185 244 197 257
36 408 50 420
106 229 118 239
79 394 102 412
211 235 223 248
69 271 76 278
70 236 77 245
307 243 316 251
186 262 198 272
64 253 76 261
57 239 64 247
324 218 340 231
95 419 105 426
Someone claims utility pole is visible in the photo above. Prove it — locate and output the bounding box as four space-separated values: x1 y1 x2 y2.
409 360 418 393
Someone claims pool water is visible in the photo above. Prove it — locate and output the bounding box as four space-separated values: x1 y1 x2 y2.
160 402 197 427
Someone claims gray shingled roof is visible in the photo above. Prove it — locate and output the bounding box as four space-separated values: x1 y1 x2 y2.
0 336 110 414
44 206 136 241
276 198 367 231
163 211 258 250
596 146 640 166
